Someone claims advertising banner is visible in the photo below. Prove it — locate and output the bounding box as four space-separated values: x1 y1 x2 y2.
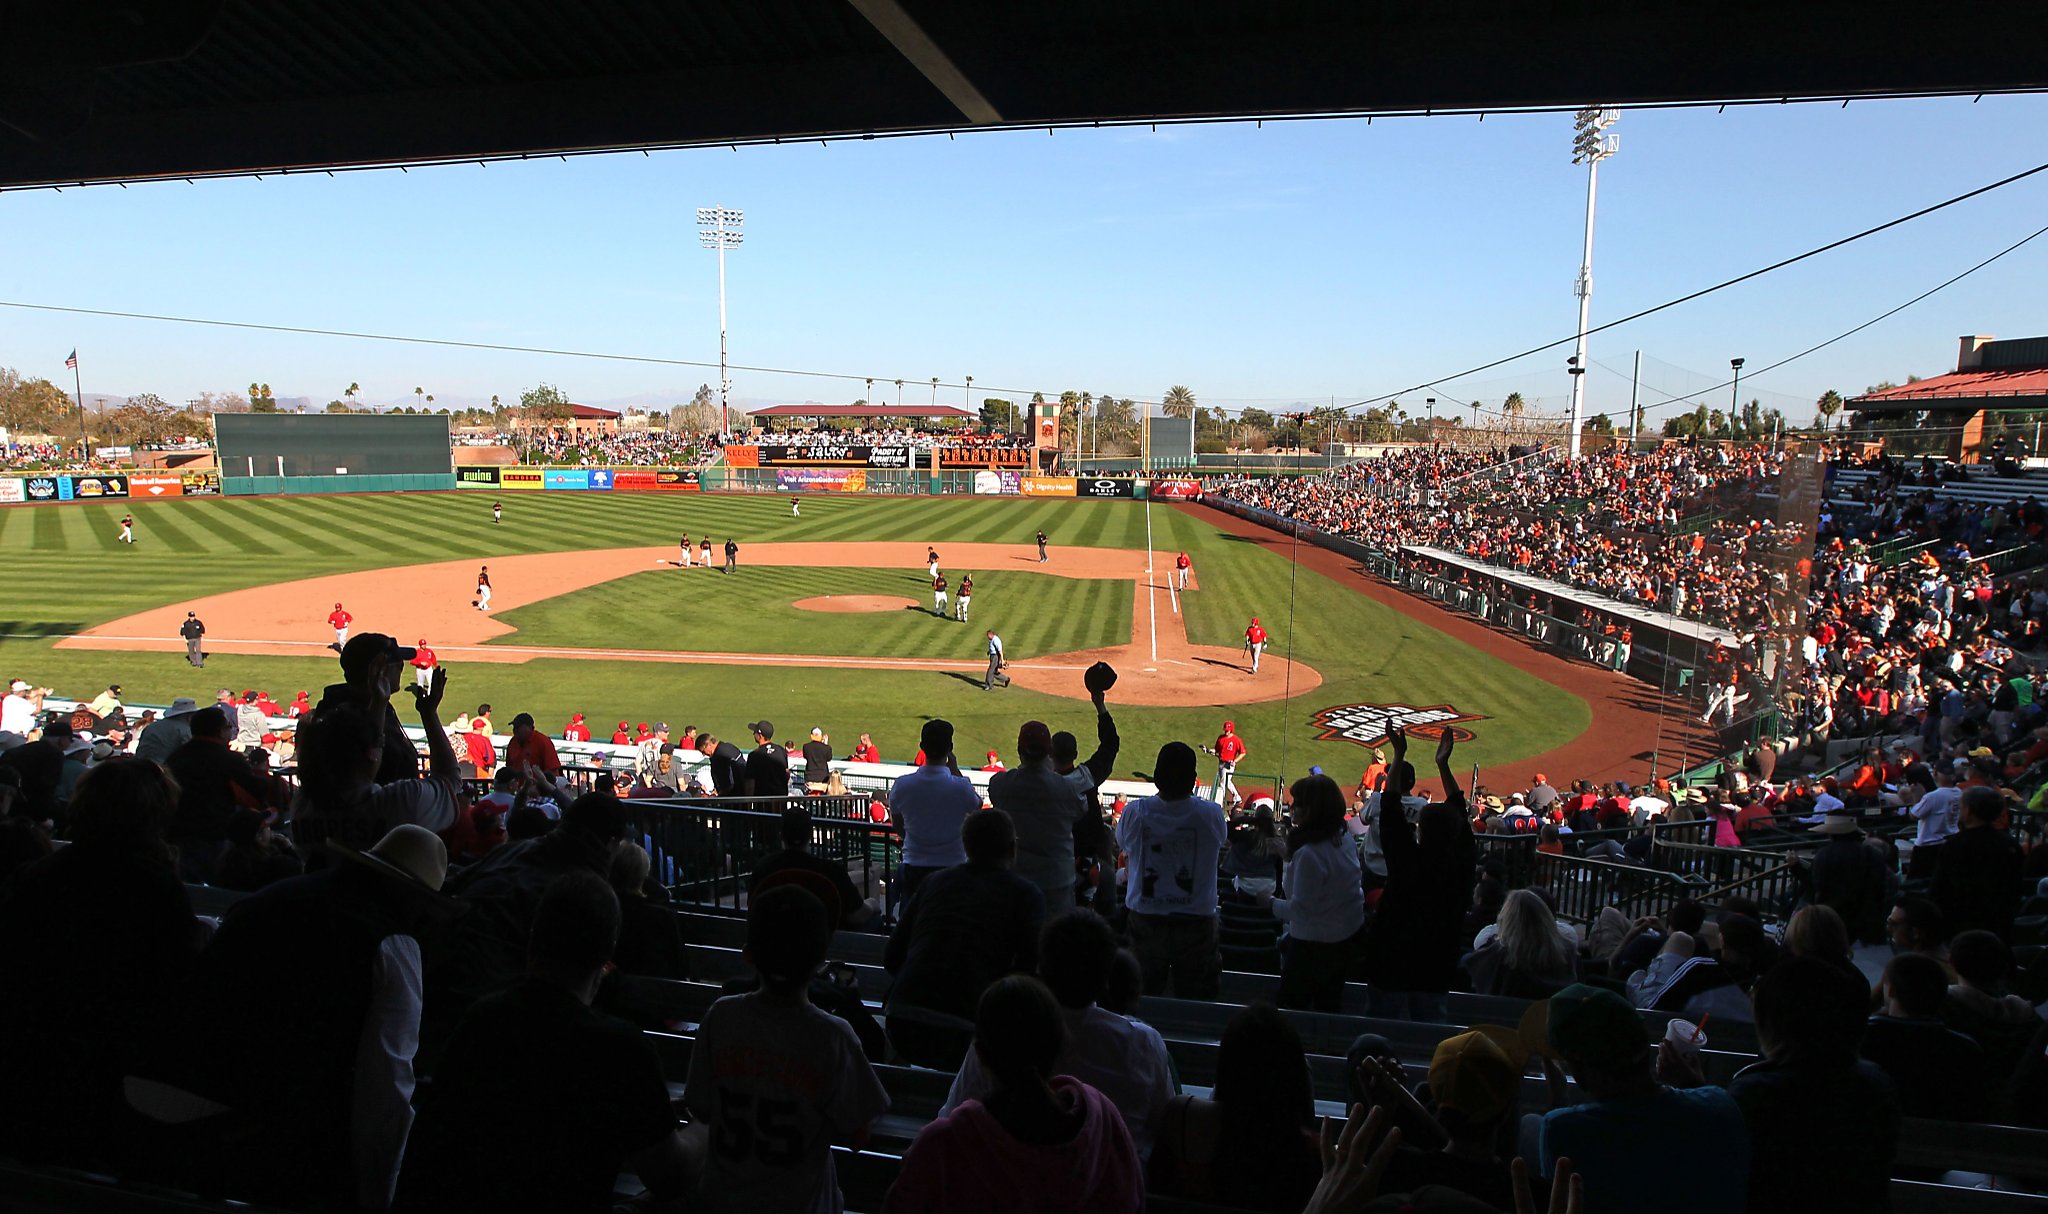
24 476 58 502
1149 477 1204 501
585 469 615 491
652 468 702 491
723 445 760 468
754 443 912 468
972 470 1021 496
455 466 501 488
612 470 656 491
543 470 591 491
65 474 129 500
1075 476 1136 499
180 471 222 496
938 446 1032 470
94 445 133 460
500 468 544 491
0 478 23 504
130 473 184 499
776 468 867 492
1022 476 1076 498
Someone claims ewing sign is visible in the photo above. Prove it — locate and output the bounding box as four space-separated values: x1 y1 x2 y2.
1309 702 1485 749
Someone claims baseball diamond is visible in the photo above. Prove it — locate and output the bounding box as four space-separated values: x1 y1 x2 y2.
0 489 1711 789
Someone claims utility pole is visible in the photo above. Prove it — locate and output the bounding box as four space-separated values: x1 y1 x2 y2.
1628 349 1642 449
696 205 744 437
1567 108 1619 458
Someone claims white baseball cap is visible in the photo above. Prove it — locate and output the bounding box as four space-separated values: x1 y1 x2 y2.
8 680 28 692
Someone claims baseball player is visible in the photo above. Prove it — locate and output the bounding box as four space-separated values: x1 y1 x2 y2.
118 514 135 545
1035 529 1049 563
492 500 502 524
791 495 801 518
411 638 438 689
181 611 206 667
1174 550 1191 591
474 566 493 611
679 532 693 567
723 537 738 573
1244 616 1269 673
955 573 973 622
932 572 949 617
328 602 353 647
983 630 1011 690
700 536 713 568
926 547 940 579
1209 720 1247 805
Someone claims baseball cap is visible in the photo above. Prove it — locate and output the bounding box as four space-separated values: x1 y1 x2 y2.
654 722 669 733
338 633 417 680
8 680 27 692
1017 720 1052 757
1223 720 1235 730
637 722 649 733
747 720 775 739
810 727 825 740
1527 983 1649 1067
1429 1031 1518 1123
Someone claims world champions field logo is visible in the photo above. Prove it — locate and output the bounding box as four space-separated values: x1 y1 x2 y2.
1309 702 1486 749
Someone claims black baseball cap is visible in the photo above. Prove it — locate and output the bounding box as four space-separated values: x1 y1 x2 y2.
339 633 418 680
747 720 775 738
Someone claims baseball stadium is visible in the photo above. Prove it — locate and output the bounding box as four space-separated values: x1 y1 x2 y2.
4 7 2048 1214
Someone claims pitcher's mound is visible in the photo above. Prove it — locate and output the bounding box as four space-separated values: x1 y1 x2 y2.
794 594 920 614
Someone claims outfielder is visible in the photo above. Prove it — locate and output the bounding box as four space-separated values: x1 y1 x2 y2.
1035 529 1048 563
118 514 135 545
1210 720 1247 805
1174 550 1191 591
492 500 502 524
926 547 940 578
932 572 949 617
1244 616 1268 673
475 566 493 611
791 495 801 518
984 630 1011 690
955 574 973 622
328 602 353 647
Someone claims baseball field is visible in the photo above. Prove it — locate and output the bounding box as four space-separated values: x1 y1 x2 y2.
0 490 1704 791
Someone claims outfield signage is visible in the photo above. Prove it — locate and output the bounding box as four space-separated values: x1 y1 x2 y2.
1076 477 1135 499
938 446 1032 470
180 471 221 496
0 478 22 504
1022 476 1075 498
1308 702 1486 749
776 467 867 492
742 443 912 468
455 465 501 488
61 474 127 500
543 469 592 491
24 476 58 501
972 470 1021 496
650 469 702 491
94 445 133 460
130 473 183 498
1149 477 1204 500
500 468 545 491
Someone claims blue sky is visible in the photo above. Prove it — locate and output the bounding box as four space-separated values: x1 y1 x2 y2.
2 93 2045 426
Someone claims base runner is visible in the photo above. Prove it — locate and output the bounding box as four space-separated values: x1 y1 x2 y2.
328 602 352 647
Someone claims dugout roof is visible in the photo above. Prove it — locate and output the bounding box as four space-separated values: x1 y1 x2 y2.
4 0 2045 191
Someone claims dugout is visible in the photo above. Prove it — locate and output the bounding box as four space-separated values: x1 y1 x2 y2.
216 413 455 496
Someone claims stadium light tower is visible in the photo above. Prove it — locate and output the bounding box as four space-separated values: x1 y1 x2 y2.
1566 108 1618 458
696 205 744 436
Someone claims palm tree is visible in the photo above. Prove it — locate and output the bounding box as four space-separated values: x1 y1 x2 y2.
1502 391 1526 419
346 381 359 409
1161 385 1196 418
414 386 424 411
425 394 435 412
1816 389 1845 431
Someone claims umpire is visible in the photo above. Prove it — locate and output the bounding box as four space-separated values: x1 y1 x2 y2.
983 630 1011 690
181 611 206 668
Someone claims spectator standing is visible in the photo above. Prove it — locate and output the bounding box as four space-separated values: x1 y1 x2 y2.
1116 741 1228 998
317 633 423 784
890 720 981 904
1905 763 1962 878
166 705 278 882
991 719 1082 908
1932 785 2025 939
1535 984 1750 1214
801 727 835 794
1805 813 1891 944
1053 668 1120 912
884 808 1044 1068
234 690 268 751
176 825 456 1209
887 976 1142 1214
1255 774 1364 1011
687 885 889 1214
742 719 789 799
504 712 564 782
293 668 460 859
402 871 696 1213
1362 728 1475 1021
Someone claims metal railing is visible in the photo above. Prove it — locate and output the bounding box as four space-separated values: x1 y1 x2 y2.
622 795 896 911
1531 852 1694 924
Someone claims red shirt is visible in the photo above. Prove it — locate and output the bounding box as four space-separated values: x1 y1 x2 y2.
1216 733 1246 763
328 609 352 630
413 647 437 670
849 742 879 764
1246 624 1268 646
289 694 310 718
462 730 496 772
505 731 562 778
564 721 591 742
1176 553 1191 569
611 729 632 745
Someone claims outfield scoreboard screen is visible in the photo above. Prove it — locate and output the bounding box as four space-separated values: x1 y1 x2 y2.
215 413 453 477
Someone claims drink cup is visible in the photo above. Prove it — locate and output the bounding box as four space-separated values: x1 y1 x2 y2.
1664 1018 1705 1059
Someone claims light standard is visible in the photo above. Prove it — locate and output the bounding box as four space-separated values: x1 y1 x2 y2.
1426 396 1436 442
696 205 744 437
1729 357 1745 438
930 377 938 408
965 375 973 423
895 380 904 409
1567 107 1619 458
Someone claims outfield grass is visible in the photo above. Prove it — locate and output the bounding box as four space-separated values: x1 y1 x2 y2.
0 491 1588 783
491 567 1132 660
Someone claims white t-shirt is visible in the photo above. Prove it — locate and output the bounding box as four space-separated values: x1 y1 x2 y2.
0 693 34 736
942 1003 1176 1163
1116 793 1227 916
686 992 890 1214
892 765 981 868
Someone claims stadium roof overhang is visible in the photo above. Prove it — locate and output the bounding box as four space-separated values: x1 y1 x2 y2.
1848 369 2048 416
748 403 973 419
4 0 2046 191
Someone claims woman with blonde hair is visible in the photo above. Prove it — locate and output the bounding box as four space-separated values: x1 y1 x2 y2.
1462 888 1578 997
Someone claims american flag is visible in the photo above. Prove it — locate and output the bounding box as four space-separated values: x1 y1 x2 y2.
64 350 77 369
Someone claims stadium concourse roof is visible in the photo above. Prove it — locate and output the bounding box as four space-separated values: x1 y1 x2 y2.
3 0 2045 191
1849 336 2048 415
747 403 973 419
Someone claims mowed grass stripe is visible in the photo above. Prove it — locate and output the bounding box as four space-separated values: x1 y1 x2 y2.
30 503 66 551
131 500 209 554
237 498 355 558
191 501 290 558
